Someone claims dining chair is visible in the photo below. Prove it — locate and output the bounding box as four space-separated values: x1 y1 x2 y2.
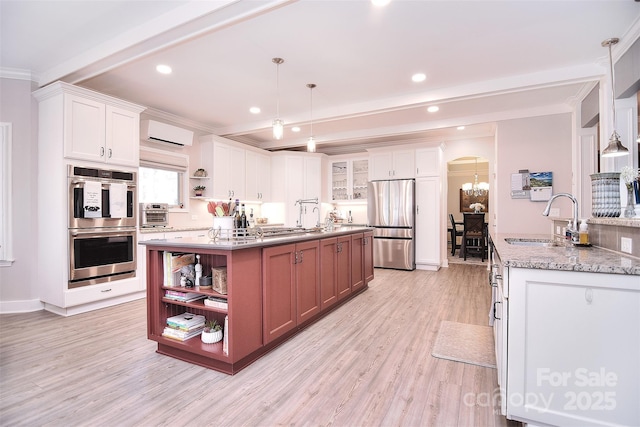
448 214 463 256
462 213 487 261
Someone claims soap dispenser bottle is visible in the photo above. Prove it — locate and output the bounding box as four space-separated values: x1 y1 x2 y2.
579 219 589 245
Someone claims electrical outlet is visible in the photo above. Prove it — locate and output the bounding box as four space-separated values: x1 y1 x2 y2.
621 237 632 254
556 226 561 235
191 214 198 221
549 208 560 217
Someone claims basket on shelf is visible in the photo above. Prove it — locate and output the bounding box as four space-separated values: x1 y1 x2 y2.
212 267 228 295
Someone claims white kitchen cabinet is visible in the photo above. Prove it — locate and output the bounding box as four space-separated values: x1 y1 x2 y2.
63 93 142 167
369 149 415 180
415 177 441 270
272 153 322 228
506 268 639 426
33 82 145 316
330 157 368 202
415 147 441 177
211 141 245 200
245 150 271 201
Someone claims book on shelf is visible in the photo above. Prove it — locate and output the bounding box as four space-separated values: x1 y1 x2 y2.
164 290 206 303
166 321 205 332
203 296 228 309
166 312 205 328
162 326 204 341
223 315 229 355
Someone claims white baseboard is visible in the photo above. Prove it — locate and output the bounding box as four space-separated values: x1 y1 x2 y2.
0 298 45 314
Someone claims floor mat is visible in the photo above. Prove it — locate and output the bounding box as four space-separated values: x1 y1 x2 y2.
432 320 496 369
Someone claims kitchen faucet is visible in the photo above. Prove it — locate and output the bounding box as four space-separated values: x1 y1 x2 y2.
542 193 579 242
313 206 320 228
295 197 318 227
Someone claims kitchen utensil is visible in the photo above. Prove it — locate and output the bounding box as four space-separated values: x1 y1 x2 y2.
215 206 225 217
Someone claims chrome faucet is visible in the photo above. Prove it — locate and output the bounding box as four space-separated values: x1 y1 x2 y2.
295 197 319 228
542 193 579 242
313 206 320 228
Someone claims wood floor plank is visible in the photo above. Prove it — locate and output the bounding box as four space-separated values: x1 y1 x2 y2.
0 264 520 426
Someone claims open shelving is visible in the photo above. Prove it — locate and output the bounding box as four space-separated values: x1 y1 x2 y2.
146 245 263 374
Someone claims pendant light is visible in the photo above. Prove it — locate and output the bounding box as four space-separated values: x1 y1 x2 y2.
307 83 316 153
601 38 629 157
462 158 489 196
272 57 284 140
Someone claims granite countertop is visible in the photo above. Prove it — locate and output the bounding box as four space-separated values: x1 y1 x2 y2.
139 226 210 234
140 226 372 250
491 232 640 276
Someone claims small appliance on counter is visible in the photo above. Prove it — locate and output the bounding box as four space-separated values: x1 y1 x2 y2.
140 203 169 228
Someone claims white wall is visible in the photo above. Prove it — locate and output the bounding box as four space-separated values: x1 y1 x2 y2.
495 113 573 234
0 78 42 312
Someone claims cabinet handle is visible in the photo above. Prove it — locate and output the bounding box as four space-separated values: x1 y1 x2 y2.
416 205 419 214
298 250 303 264
493 301 501 320
100 147 105 157
293 251 298 265
101 288 112 293
337 242 342 253
108 148 112 158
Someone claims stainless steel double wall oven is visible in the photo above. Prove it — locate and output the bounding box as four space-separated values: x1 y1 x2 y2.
68 165 137 288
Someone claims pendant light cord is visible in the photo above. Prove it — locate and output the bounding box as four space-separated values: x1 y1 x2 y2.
607 41 617 131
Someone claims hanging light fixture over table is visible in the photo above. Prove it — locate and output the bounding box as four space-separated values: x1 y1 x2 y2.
462 158 489 196
601 37 629 157
307 83 316 153
272 57 284 140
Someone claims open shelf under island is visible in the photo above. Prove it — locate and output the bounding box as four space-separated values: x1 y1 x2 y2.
142 227 374 374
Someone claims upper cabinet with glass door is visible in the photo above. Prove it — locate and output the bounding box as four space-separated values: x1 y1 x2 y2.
330 158 368 203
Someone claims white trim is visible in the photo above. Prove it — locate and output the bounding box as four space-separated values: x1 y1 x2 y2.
0 123 14 266
0 67 37 81
0 299 44 314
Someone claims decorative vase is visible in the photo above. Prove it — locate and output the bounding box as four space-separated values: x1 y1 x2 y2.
201 329 223 344
590 173 621 217
623 185 635 218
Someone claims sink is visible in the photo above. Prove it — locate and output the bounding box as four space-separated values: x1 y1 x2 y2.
505 238 558 247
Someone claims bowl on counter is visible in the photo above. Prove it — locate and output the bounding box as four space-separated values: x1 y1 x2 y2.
256 218 268 225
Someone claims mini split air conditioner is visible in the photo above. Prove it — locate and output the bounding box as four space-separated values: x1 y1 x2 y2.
141 120 194 147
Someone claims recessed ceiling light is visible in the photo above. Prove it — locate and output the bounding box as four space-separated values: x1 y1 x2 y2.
371 0 391 6
249 107 261 114
457 126 465 130
412 73 426 83
156 64 172 74
427 106 439 113
291 126 301 132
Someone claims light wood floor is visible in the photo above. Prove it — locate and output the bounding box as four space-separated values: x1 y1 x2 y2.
0 265 520 427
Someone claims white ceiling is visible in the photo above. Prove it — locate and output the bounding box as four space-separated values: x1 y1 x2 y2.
2 0 639 155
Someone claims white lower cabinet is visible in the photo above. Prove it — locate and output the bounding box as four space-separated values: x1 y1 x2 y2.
505 267 639 426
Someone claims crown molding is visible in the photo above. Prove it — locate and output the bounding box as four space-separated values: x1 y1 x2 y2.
0 68 36 82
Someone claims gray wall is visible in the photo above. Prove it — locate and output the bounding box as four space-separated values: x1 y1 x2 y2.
0 78 41 311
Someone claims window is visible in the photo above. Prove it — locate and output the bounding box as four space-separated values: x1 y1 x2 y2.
139 146 188 209
0 123 13 266
139 166 182 206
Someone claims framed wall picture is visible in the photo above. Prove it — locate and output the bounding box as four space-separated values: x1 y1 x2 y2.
460 189 489 213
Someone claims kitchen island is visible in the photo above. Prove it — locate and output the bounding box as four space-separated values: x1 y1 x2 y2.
489 232 639 427
141 226 374 374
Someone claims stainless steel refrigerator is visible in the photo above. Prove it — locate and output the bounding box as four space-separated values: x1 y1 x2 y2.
367 179 415 270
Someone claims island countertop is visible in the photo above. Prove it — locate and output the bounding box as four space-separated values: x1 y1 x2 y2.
139 226 372 250
491 232 640 276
